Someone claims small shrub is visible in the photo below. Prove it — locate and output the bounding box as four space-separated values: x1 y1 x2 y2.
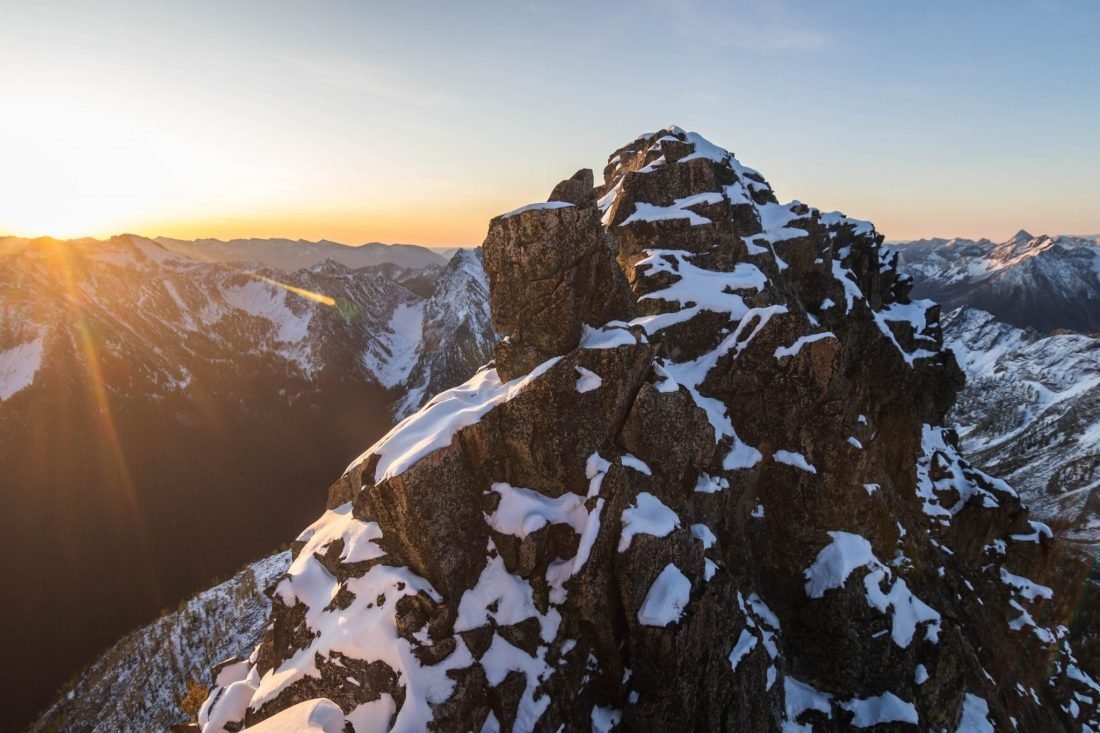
178 676 208 721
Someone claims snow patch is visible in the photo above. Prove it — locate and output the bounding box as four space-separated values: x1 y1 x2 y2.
728 629 758 671
350 358 561 483
621 192 724 227
244 699 346 733
784 677 832 731
774 332 836 359
500 201 574 218
774 450 817 474
486 483 587 540
638 564 691 627
956 694 994 733
804 532 941 648
574 365 602 393
804 532 876 598
0 330 45 401
839 692 918 728
619 492 681 552
620 454 652 476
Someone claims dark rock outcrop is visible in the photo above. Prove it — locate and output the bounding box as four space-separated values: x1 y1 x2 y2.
549 168 597 207
197 127 1100 733
485 171 635 379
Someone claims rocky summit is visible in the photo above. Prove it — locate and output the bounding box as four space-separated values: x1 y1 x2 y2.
195 127 1100 732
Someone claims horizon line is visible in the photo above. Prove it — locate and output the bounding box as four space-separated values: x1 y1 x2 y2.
0 232 479 250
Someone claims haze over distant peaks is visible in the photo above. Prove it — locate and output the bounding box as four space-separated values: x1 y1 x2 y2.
153 236 452 271
0 234 466 272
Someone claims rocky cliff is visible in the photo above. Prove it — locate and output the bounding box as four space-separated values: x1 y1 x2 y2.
196 127 1100 732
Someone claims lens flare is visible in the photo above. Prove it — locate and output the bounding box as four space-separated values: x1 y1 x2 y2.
50 242 163 604
252 275 335 307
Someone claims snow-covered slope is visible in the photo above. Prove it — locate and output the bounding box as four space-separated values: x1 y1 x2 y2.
30 552 290 733
892 231 1100 334
944 306 1100 547
394 248 495 419
153 237 449 272
0 235 431 394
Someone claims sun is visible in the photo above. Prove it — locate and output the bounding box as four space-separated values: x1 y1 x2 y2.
0 78 263 240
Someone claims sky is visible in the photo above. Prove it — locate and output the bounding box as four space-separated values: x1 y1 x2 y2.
1 0 1097 245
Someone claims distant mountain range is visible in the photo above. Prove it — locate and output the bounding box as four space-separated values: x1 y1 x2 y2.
153 237 451 272
890 231 1100 334
0 235 458 271
0 235 493 729
892 229 1100 548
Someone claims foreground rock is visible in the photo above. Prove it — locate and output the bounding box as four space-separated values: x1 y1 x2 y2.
197 128 1100 732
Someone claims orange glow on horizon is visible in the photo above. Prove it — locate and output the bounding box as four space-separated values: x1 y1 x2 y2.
122 202 514 248
2 206 505 250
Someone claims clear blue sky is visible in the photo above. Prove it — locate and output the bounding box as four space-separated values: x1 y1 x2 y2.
2 0 1097 243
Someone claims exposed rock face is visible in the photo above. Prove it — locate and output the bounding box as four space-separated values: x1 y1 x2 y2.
198 127 1100 732
485 178 635 380
548 168 597 207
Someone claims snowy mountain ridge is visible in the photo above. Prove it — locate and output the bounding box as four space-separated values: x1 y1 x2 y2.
393 248 494 419
891 231 1100 334
0 234 487 407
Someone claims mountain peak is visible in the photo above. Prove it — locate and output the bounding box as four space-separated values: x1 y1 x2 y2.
195 130 1100 732
1009 228 1034 243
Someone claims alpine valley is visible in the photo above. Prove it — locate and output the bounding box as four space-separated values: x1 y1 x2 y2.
0 235 494 730
891 233 1100 551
